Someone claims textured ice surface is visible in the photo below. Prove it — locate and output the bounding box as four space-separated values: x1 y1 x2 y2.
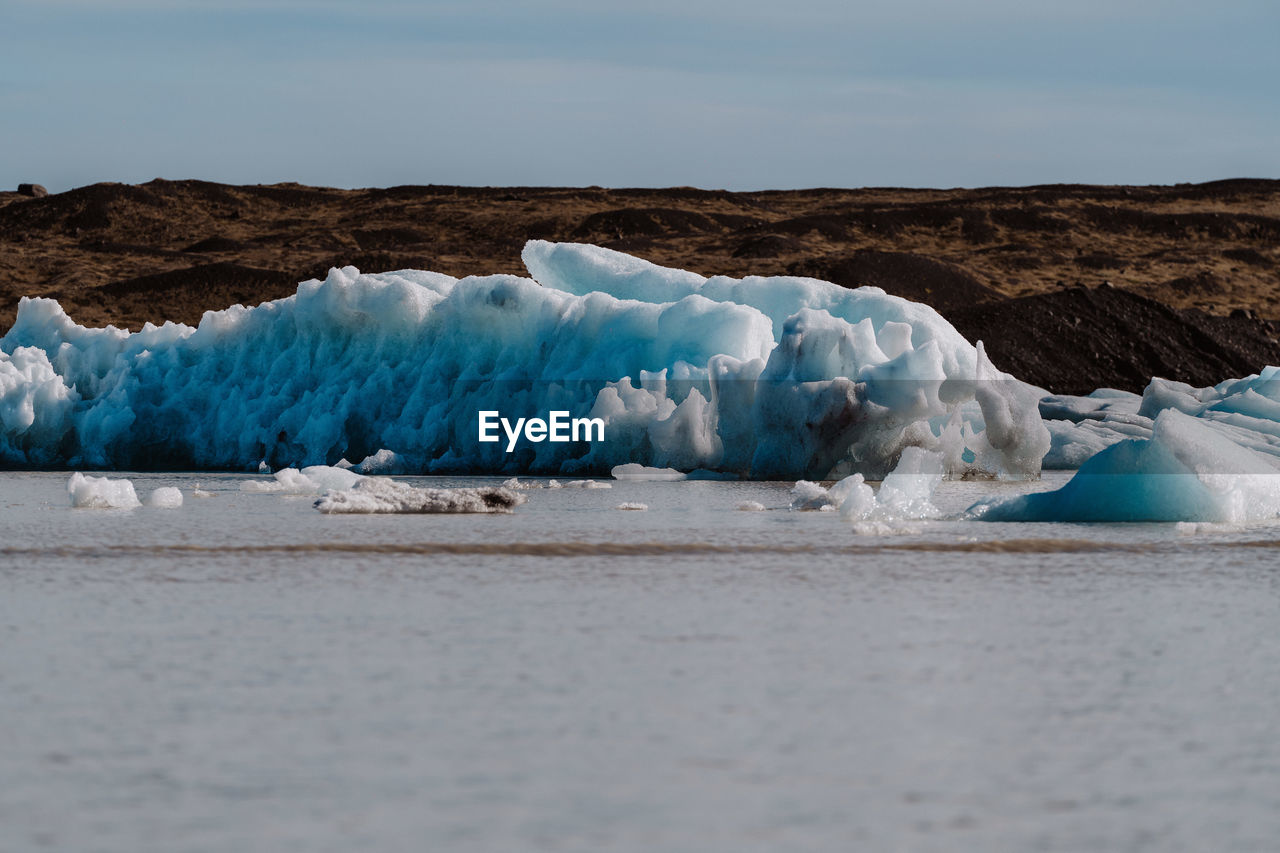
67 472 140 509
0 242 1047 481
313 479 526 514
970 409 1280 523
1041 370 1280 470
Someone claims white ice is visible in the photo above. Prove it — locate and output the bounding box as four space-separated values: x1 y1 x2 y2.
67 472 141 509
789 447 946 525
611 464 688 481
145 486 183 508
241 465 362 494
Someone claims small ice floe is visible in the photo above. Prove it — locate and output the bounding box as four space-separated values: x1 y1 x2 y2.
736 501 767 511
242 465 362 494
68 472 141 509
145 487 183 508
191 483 216 498
789 481 835 511
314 479 526 514
611 464 687 481
257 460 271 473
502 477 612 490
615 502 649 511
789 447 946 531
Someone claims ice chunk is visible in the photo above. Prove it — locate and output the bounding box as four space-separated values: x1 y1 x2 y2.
969 409 1280 523
314 479 526 514
790 480 835 511
68 472 141 509
146 487 183 508
794 448 944 523
242 465 362 494
611 464 687 481
615 502 649 511
876 447 945 518
831 474 877 522
736 500 766 511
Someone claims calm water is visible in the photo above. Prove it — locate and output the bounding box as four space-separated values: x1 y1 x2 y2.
3 471 1280 852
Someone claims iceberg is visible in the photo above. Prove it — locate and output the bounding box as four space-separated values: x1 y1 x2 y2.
968 409 1280 523
68 472 141 509
0 241 1048 480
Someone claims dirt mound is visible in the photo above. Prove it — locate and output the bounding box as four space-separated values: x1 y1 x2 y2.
789 250 1000 314
94 263 300 328
947 286 1280 395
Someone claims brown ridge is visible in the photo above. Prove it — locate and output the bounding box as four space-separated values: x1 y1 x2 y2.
2 178 1278 393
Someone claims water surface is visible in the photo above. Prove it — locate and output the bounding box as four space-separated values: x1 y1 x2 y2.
2 472 1278 852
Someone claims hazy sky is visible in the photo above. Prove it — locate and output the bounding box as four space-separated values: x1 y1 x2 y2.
2 0 1276 192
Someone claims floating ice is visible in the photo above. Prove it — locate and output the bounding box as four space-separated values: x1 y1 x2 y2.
145 486 183 508
615 502 649 511
790 480 836 511
793 447 946 524
736 501 766 511
241 465 362 494
503 476 610 489
0 242 1047 480
611 464 688 481
68 472 140 509
875 447 945 519
1041 369 1280 470
314 479 526 514
968 409 1280 523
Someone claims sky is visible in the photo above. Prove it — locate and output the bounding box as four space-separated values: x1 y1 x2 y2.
2 0 1277 192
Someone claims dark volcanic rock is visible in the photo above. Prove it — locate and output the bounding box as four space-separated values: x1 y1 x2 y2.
789 250 1000 314
947 286 1280 395
182 236 249 253
17 183 48 198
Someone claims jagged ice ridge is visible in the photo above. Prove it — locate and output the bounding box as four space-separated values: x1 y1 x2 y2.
0 241 1050 480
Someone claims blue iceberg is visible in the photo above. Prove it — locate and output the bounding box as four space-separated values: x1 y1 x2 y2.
0 242 1051 477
